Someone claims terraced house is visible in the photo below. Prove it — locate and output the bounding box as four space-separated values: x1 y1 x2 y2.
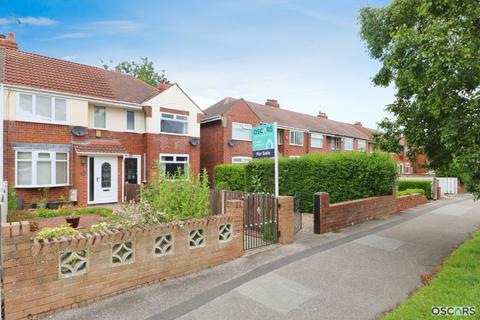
200 97 376 178
0 33 203 207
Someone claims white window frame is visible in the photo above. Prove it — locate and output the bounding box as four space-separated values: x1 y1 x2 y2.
289 130 304 146
277 130 283 145
232 156 252 164
16 92 69 125
125 155 142 184
160 112 189 135
344 137 354 151
358 139 367 152
404 163 411 174
126 110 136 132
232 122 252 141
330 137 341 150
93 106 107 129
159 154 190 176
15 150 69 188
289 155 301 159
310 133 324 148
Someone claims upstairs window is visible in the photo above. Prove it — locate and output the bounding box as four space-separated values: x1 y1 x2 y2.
94 106 106 129
311 133 323 148
289 130 304 146
344 138 354 151
16 151 69 187
161 113 188 134
232 122 252 141
358 139 367 152
126 111 135 131
18 93 67 124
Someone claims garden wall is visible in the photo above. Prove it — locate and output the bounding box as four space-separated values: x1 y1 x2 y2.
315 192 428 234
1 201 244 320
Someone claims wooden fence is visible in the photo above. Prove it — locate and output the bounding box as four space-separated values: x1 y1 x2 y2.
209 189 248 215
124 183 141 202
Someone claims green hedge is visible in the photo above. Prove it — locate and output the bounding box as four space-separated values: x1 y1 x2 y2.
397 180 432 199
214 164 246 191
215 152 398 212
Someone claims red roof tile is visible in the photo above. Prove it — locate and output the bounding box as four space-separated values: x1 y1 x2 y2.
74 139 128 155
0 47 161 104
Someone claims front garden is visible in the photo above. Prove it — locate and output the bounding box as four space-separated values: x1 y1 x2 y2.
8 168 211 241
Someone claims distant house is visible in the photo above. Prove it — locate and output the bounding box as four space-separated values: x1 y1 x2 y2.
395 138 428 175
200 97 376 180
0 32 203 207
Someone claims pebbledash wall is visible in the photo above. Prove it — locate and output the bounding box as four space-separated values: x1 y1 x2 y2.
315 192 428 233
1 201 245 320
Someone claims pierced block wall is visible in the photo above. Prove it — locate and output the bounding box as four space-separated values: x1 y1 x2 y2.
1 202 243 320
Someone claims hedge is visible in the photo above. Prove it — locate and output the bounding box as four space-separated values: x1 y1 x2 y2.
397 180 432 199
214 152 398 212
214 164 246 191
396 188 425 197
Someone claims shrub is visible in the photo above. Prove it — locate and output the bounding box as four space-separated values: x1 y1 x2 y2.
7 186 17 210
218 152 397 212
397 180 432 199
396 188 425 197
35 225 80 241
214 164 246 191
87 222 108 233
141 167 210 221
36 207 113 218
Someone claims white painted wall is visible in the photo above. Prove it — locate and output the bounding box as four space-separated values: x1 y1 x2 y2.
87 104 145 133
144 84 202 137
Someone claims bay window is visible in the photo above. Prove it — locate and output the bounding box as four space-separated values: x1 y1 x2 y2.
232 122 252 141
289 130 304 146
161 113 188 134
17 93 68 124
16 151 69 187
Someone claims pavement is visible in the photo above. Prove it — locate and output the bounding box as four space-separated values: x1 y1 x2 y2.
46 194 480 320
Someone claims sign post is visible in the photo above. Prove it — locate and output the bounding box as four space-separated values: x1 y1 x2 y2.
252 122 279 196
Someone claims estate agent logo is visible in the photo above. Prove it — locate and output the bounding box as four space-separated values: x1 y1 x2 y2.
432 306 476 316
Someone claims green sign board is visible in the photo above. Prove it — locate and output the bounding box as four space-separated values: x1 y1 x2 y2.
252 122 276 158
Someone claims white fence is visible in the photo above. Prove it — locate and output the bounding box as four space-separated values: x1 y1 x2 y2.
0 181 7 223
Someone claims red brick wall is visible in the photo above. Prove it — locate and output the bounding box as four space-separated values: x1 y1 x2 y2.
316 192 428 233
200 120 224 183
1 201 244 320
4 121 200 207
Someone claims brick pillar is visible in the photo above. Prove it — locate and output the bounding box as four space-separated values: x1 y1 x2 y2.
277 196 294 244
436 186 442 200
313 192 330 234
225 199 244 256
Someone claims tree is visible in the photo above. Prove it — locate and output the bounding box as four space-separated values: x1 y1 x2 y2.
102 57 166 86
359 0 480 195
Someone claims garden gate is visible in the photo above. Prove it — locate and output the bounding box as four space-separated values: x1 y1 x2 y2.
294 193 302 233
243 193 278 251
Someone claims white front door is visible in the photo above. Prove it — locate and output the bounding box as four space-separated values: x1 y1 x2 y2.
91 157 118 204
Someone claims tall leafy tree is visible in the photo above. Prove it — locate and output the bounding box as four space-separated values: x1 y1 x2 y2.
359 0 480 195
102 57 166 86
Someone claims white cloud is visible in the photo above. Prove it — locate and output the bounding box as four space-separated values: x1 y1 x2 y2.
0 16 57 26
190 95 217 110
50 32 91 40
62 55 79 61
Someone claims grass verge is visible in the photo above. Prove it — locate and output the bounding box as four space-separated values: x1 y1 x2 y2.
382 229 480 319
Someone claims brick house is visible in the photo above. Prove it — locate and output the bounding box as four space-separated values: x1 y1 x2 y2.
0 33 203 207
200 97 377 179
394 138 428 175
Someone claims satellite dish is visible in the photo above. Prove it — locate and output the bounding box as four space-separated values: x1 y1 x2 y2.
71 126 87 137
228 140 236 147
190 137 200 146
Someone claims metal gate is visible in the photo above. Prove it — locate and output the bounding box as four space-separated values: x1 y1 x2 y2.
243 193 278 251
294 193 302 233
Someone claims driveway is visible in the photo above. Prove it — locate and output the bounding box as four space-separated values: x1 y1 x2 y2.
46 194 480 320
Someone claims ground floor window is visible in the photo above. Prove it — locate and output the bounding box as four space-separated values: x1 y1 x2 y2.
125 156 141 184
160 154 189 176
232 156 251 164
16 150 68 187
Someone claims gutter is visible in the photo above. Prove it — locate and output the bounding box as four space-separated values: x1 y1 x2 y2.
200 115 222 124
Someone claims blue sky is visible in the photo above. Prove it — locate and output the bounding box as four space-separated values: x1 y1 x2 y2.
1 0 392 128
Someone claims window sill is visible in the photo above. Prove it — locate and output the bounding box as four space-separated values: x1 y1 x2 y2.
232 138 252 142
289 144 304 147
16 118 69 126
15 184 71 189
159 132 190 137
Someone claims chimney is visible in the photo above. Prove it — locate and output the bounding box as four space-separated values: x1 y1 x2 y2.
354 121 363 126
317 111 328 119
158 79 171 92
265 99 280 108
0 32 18 50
